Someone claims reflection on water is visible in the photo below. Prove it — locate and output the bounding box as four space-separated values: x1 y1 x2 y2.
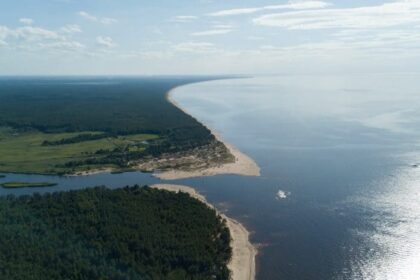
2 74 420 279
171 74 420 280
345 155 420 280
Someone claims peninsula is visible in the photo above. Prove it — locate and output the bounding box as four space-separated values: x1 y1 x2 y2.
0 77 259 179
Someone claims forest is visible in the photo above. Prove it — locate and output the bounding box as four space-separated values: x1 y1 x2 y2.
0 186 232 280
0 77 231 174
0 77 216 135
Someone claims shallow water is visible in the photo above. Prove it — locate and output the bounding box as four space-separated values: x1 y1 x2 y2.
2 74 420 279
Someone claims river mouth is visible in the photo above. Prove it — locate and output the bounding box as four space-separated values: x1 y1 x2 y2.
2 74 420 279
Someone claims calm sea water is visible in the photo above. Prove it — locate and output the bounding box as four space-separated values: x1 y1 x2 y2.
1 74 420 279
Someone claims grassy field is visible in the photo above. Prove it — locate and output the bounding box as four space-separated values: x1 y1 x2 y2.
0 182 57 188
0 127 158 174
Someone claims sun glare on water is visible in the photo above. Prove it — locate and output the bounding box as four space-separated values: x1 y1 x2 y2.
349 158 420 280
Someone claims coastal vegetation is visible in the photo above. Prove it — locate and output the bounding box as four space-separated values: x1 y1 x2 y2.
0 186 232 279
0 77 233 175
0 181 57 188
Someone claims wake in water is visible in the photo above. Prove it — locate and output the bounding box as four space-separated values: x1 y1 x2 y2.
276 190 290 200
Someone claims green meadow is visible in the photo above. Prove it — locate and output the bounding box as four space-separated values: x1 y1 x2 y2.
0 127 158 174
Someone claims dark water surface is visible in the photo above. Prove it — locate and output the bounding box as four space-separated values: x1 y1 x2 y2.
1 74 420 279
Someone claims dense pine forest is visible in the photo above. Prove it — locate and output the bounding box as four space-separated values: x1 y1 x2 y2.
0 77 215 134
0 186 232 280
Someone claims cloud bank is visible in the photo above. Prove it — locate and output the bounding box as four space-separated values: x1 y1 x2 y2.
253 0 420 29
78 11 117 25
209 1 331 17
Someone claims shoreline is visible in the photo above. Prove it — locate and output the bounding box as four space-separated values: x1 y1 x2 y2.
154 87 261 180
22 84 260 179
152 184 257 280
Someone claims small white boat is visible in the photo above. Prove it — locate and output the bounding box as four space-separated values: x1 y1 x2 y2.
276 190 289 200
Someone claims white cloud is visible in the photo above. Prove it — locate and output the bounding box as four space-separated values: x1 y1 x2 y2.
78 11 118 25
253 0 420 30
212 24 233 29
248 35 265 41
19 18 34 25
100 18 118 25
0 25 62 42
191 23 233 36
246 0 420 71
38 41 85 51
96 36 117 48
170 15 198 23
209 1 331 17
60 24 82 33
14 26 63 41
0 26 10 41
0 32 7 47
191 29 233 36
173 42 217 53
252 27 420 59
0 24 86 53
259 45 278 50
210 7 261 17
119 50 173 60
78 11 97 21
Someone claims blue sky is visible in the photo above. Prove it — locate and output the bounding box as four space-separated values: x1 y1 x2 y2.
0 0 419 75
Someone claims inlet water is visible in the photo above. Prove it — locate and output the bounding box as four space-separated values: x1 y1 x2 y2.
2 74 420 279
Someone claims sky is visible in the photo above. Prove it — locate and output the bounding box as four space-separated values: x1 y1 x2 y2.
0 0 420 75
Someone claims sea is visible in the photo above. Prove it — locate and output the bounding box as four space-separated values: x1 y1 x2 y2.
1 74 420 279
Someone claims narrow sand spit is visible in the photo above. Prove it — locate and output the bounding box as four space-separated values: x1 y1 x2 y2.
70 168 114 176
152 184 257 280
154 89 261 180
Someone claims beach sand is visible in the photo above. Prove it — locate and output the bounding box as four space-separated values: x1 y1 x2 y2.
154 89 261 180
152 184 257 280
71 168 113 176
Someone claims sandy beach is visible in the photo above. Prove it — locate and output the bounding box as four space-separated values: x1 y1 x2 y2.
152 184 257 280
154 89 261 180
70 168 114 176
